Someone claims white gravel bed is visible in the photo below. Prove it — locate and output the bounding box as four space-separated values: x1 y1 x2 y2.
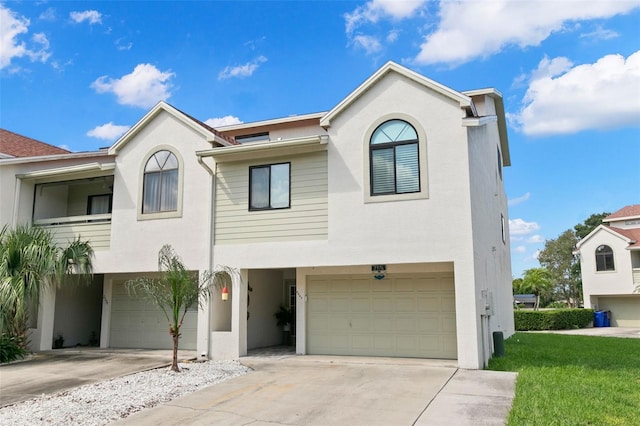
0 360 250 426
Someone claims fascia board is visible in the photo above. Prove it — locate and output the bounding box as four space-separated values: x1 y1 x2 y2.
0 150 110 166
196 135 328 163
16 162 116 180
108 101 221 154
217 112 327 132
576 224 631 249
320 61 472 128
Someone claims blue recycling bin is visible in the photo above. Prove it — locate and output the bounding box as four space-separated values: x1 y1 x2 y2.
604 310 611 327
594 311 605 327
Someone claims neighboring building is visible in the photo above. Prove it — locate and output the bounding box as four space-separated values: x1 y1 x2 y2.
513 294 536 309
0 61 514 369
576 205 640 327
1 128 70 158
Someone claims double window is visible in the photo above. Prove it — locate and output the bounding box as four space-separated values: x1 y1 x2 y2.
595 245 615 271
370 119 420 196
142 150 178 214
249 163 290 210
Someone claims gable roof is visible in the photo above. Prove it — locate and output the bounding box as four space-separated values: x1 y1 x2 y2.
108 101 236 155
319 61 474 128
0 128 70 158
605 205 640 222
576 224 640 251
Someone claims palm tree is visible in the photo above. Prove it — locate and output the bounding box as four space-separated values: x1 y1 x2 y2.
0 224 94 350
520 267 553 310
126 245 237 372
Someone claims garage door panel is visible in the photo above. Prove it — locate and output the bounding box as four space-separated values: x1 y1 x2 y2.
110 282 196 350
307 273 457 359
598 297 640 327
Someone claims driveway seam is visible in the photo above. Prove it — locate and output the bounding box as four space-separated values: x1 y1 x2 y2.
411 367 458 426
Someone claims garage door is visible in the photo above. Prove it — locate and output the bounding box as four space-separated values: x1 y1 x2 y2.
110 281 197 349
307 273 457 359
598 296 640 327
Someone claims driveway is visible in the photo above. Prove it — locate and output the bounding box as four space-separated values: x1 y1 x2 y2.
0 348 196 407
115 355 517 426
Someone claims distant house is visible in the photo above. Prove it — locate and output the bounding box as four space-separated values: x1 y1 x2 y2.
0 128 70 158
513 294 536 308
0 61 515 369
575 205 640 327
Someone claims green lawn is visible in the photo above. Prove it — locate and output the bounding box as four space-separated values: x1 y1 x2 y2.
488 332 640 425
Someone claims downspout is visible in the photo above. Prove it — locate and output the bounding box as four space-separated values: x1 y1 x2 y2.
197 154 216 359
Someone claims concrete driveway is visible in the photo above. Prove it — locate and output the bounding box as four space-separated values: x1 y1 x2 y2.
0 348 195 407
116 355 517 426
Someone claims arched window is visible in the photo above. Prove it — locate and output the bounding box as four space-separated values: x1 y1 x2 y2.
369 119 420 195
595 245 615 271
142 150 178 213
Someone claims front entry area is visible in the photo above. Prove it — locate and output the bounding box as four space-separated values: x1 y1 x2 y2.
306 272 457 359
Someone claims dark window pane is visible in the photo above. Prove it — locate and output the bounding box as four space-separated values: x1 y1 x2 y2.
250 167 270 209
371 148 395 194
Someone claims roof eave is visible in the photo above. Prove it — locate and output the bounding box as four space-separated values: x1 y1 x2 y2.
320 61 472 128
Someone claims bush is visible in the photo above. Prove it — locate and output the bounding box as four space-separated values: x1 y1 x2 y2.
546 301 568 309
514 309 594 331
0 333 28 363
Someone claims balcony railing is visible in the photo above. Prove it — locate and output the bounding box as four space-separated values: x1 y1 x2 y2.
33 214 112 250
633 268 640 287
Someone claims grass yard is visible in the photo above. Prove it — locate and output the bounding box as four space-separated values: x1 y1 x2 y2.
488 332 640 426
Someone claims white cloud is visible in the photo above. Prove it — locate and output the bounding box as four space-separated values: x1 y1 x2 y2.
580 24 619 41
115 38 132 51
87 122 130 140
415 1 639 66
509 218 540 236
205 115 243 128
515 246 527 253
512 51 640 136
345 0 426 34
344 0 425 56
353 35 383 54
0 5 53 70
218 56 267 80
70 10 102 25
508 192 531 207
527 235 545 244
91 63 175 108
39 8 56 22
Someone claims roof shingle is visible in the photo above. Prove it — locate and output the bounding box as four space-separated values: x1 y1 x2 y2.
0 128 70 158
605 205 640 221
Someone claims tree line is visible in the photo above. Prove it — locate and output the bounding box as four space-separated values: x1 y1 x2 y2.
513 212 610 309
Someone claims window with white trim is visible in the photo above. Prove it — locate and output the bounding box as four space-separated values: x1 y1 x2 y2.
595 245 615 271
142 150 179 213
249 162 290 210
370 119 420 196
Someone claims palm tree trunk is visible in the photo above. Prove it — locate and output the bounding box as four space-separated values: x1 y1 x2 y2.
171 331 180 372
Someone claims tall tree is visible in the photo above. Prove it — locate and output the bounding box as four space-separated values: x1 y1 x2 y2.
538 230 581 307
519 268 553 310
574 212 610 240
0 225 93 351
126 245 237 372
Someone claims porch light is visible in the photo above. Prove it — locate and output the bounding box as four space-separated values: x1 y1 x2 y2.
221 286 229 301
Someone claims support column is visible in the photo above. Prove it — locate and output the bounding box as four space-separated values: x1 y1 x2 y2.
197 269 211 360
100 277 113 348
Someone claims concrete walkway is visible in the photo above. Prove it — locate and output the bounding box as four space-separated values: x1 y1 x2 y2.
532 326 640 339
116 355 517 426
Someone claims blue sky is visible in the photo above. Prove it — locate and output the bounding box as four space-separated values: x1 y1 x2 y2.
1 1 639 277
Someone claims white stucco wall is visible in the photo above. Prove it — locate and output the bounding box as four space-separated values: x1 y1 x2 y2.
97 111 213 274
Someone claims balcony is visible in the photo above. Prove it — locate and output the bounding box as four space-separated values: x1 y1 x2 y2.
633 268 640 288
34 214 112 250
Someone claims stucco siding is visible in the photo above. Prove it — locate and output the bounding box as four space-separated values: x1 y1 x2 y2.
215 151 328 243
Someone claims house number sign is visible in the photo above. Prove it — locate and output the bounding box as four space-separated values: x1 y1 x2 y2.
371 264 387 280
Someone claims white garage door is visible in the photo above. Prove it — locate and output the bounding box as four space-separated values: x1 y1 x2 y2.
598 296 640 327
110 281 197 349
307 273 457 359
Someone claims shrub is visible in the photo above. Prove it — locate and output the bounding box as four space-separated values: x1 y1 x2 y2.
0 333 28 363
514 309 594 331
